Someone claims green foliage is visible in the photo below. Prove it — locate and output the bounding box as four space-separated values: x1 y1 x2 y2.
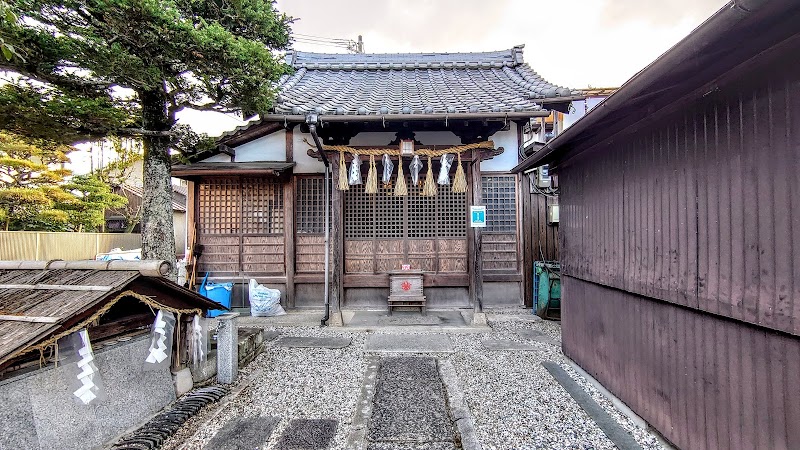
57 174 127 232
0 131 72 188
0 0 292 147
1 0 292 258
0 1 21 61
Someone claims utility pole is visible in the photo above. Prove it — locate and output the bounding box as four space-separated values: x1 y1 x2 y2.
357 35 364 53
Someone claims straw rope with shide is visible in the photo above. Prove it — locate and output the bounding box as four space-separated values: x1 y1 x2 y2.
6 290 202 368
304 139 491 195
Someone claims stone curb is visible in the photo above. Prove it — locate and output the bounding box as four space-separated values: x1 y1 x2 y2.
438 359 482 450
345 357 380 450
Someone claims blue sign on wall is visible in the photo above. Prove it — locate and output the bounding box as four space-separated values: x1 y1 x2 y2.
470 206 486 228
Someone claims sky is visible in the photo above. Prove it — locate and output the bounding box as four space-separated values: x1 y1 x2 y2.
73 0 729 172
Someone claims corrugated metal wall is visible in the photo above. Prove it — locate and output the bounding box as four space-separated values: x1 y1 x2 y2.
562 276 800 450
0 232 141 261
558 33 800 449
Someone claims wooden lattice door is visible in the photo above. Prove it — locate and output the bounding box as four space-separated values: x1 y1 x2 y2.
343 170 467 274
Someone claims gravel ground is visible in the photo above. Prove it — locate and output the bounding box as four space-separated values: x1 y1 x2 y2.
163 311 666 450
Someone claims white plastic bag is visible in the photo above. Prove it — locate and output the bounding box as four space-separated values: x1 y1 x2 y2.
248 279 286 317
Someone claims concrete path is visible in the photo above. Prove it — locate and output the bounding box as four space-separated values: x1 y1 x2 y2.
274 336 352 349
364 334 454 353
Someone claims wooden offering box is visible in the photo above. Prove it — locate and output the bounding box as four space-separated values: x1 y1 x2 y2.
388 270 426 315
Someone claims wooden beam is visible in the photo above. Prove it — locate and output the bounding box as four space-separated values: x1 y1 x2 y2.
0 284 113 291
0 315 61 323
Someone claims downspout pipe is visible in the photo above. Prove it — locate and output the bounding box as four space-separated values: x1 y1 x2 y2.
306 115 332 326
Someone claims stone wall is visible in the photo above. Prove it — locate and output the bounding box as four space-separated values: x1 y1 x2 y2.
0 335 176 450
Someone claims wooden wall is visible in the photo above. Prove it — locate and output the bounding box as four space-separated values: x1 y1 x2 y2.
521 172 559 307
557 30 800 449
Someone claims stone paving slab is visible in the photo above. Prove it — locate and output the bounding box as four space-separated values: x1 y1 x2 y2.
516 330 560 346
481 339 542 351
347 311 467 327
276 418 338 450
204 416 279 450
274 336 352 349
364 334 454 353
262 330 281 341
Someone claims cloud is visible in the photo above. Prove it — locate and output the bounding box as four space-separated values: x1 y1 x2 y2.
599 0 728 26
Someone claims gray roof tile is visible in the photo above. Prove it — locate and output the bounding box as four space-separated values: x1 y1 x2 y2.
272 45 580 116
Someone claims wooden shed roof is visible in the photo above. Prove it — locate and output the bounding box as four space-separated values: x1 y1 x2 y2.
0 260 224 369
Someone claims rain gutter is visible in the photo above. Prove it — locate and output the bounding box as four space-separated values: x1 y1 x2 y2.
306 114 332 326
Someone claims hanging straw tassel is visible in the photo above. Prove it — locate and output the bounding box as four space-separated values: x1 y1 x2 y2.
452 152 467 193
394 156 407 196
422 156 437 196
365 155 378 194
337 151 349 191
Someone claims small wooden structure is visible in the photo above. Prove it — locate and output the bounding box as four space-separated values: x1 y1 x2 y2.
514 2 800 448
387 270 426 315
0 259 224 377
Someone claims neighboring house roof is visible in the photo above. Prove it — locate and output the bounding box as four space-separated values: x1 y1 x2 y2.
512 1 800 173
117 185 187 212
273 46 581 117
0 260 224 371
580 87 618 97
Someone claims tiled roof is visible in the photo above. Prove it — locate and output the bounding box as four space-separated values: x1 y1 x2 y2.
272 45 580 116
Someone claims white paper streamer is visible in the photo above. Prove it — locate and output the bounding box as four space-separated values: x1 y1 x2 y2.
382 154 394 185
144 310 175 369
348 154 363 185
438 153 454 185
59 329 105 405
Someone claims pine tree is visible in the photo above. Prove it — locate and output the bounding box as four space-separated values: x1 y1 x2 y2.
0 1 292 263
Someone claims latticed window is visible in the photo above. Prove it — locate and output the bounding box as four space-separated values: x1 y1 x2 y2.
198 177 284 235
296 177 328 234
198 178 241 235
344 178 467 239
481 175 517 233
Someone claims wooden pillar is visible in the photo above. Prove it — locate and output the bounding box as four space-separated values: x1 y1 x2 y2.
284 128 295 308
283 176 295 308
329 156 344 316
469 158 484 312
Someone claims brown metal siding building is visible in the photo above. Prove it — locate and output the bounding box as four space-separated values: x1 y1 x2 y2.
514 1 800 448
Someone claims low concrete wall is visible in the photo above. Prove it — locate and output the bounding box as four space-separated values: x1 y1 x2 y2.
0 335 176 450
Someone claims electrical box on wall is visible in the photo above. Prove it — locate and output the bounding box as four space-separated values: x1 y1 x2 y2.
537 165 551 188
547 204 559 224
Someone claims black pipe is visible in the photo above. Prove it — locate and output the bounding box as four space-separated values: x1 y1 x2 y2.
307 117 332 326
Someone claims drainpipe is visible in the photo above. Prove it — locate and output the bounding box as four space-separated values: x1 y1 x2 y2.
306 115 332 326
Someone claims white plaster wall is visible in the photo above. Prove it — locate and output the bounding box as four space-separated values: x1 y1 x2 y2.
481 122 519 172
198 153 233 163
349 131 461 146
563 97 607 130
233 130 286 162
293 130 325 173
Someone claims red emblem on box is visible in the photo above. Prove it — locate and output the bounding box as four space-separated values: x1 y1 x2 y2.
401 281 412 291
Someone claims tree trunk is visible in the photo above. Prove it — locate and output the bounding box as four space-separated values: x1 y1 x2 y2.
139 89 176 273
